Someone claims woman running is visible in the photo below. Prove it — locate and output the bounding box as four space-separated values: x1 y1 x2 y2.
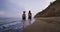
22 11 26 20
28 10 32 20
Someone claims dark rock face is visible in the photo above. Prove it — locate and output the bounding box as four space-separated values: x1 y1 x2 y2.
35 0 60 18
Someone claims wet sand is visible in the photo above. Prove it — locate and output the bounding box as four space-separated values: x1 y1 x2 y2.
2 17 60 32
1 19 35 32
24 17 60 32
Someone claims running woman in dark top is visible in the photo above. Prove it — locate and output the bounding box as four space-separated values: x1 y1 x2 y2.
28 10 32 20
22 11 26 20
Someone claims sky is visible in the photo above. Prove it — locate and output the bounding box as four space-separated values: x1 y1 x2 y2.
0 0 56 18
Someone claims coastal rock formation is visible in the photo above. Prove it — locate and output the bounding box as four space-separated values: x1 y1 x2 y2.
35 0 60 18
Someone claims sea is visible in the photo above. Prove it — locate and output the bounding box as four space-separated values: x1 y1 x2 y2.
0 17 35 32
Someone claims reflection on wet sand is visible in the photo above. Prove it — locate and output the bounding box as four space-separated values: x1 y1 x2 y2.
22 19 32 28
22 19 32 32
28 19 32 25
22 18 35 32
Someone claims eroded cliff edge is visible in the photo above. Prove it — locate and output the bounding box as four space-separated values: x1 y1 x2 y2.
35 0 60 18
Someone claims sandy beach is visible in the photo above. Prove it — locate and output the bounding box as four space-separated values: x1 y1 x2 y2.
24 17 60 32
1 17 60 32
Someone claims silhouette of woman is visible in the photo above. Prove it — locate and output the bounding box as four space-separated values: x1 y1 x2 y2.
28 10 32 20
22 11 26 20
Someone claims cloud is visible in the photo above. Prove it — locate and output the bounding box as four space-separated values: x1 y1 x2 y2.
20 0 55 17
0 0 55 18
0 0 25 18
0 11 5 17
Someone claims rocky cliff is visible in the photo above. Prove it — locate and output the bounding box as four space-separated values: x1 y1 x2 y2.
35 0 60 18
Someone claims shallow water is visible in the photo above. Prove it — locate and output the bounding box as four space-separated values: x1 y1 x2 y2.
0 17 35 32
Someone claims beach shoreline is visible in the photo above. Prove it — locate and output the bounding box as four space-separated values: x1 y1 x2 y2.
24 17 60 32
